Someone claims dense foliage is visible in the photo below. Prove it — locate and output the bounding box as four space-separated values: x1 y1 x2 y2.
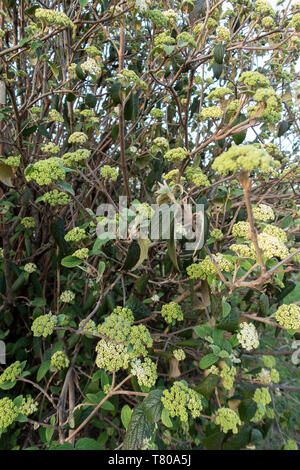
0 0 299 451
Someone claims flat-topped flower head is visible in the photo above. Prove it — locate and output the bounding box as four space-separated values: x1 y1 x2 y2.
0 398 18 435
95 339 129 372
0 361 22 386
237 322 259 351
187 254 233 280
68 132 88 144
214 407 241 434
257 233 289 260
64 227 86 242
51 351 70 371
163 147 187 161
212 144 278 176
275 304 300 330
252 204 275 222
162 381 203 422
25 157 66 185
35 8 74 28
161 302 183 324
130 357 157 388
232 221 251 238
31 313 57 338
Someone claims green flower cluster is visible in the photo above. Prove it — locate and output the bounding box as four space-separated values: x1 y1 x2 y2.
24 263 37 273
253 387 271 406
220 363 236 390
208 87 232 101
154 32 176 46
41 190 70 207
85 45 101 56
51 351 70 371
210 229 223 240
21 217 35 229
19 396 38 416
95 340 130 372
163 147 187 161
252 204 274 221
147 9 168 28
49 109 64 122
216 26 230 42
173 349 186 361
42 142 60 154
257 233 289 260
68 132 88 144
31 313 57 338
150 108 164 119
161 302 183 324
117 69 148 92
275 304 300 330
237 322 259 351
254 0 275 16
3 156 20 167
262 355 276 368
212 144 277 175
283 439 298 450
152 137 169 154
62 149 91 165
0 361 22 386
129 325 153 357
289 13 300 30
25 157 65 185
64 227 86 242
161 381 203 422
130 357 157 388
73 248 89 259
60 290 75 303
185 167 210 187
35 8 74 28
0 397 18 435
98 306 134 342
81 58 102 76
187 254 233 280
262 225 287 243
214 407 241 434
238 71 270 89
78 319 97 334
232 221 250 238
177 32 197 48
230 244 256 259
100 165 118 181
201 105 223 119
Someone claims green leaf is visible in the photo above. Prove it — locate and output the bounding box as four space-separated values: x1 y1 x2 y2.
131 238 150 271
36 360 51 382
76 64 86 80
161 408 173 428
0 161 13 187
75 438 103 450
85 93 97 108
0 380 17 390
194 324 213 339
142 389 164 424
56 181 75 196
214 44 225 64
48 61 59 79
121 405 132 430
122 241 140 270
223 423 251 450
86 391 114 410
79 0 89 8
203 431 224 450
111 81 121 105
222 301 231 318
50 218 67 255
199 353 219 369
195 373 219 399
238 399 257 421
123 404 155 450
61 256 82 268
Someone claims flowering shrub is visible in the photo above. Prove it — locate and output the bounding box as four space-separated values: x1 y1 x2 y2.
0 0 299 453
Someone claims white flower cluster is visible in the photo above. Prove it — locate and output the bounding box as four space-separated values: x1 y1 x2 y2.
257 233 289 260
237 322 259 351
135 0 151 12
81 58 102 76
252 204 275 222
